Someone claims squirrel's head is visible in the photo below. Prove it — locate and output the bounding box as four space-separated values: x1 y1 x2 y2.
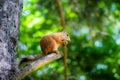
61 30 70 42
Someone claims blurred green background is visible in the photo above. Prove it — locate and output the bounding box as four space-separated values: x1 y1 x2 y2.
18 0 120 80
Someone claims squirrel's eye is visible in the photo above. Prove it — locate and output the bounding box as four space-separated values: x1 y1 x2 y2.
67 34 69 36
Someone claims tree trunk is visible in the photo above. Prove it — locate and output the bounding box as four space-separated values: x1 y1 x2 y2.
0 0 23 80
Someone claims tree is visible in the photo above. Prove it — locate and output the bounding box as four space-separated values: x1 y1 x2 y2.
0 0 23 79
0 0 62 80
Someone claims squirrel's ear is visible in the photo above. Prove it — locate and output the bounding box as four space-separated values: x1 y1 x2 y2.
62 29 66 33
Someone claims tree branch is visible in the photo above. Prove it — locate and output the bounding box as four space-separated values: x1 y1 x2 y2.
55 1 68 80
55 0 65 30
16 53 62 80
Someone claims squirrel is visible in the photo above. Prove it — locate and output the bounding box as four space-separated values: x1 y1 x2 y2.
19 30 70 66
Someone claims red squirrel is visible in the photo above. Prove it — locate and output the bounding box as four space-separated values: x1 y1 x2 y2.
19 30 70 65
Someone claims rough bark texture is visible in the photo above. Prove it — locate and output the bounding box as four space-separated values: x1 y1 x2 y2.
0 0 23 80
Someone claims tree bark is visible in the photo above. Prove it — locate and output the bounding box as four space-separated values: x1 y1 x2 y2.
0 0 23 80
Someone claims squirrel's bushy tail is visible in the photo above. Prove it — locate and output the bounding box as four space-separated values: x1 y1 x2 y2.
19 54 45 66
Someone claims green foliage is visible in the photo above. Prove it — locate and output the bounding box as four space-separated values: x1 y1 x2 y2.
19 0 120 80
